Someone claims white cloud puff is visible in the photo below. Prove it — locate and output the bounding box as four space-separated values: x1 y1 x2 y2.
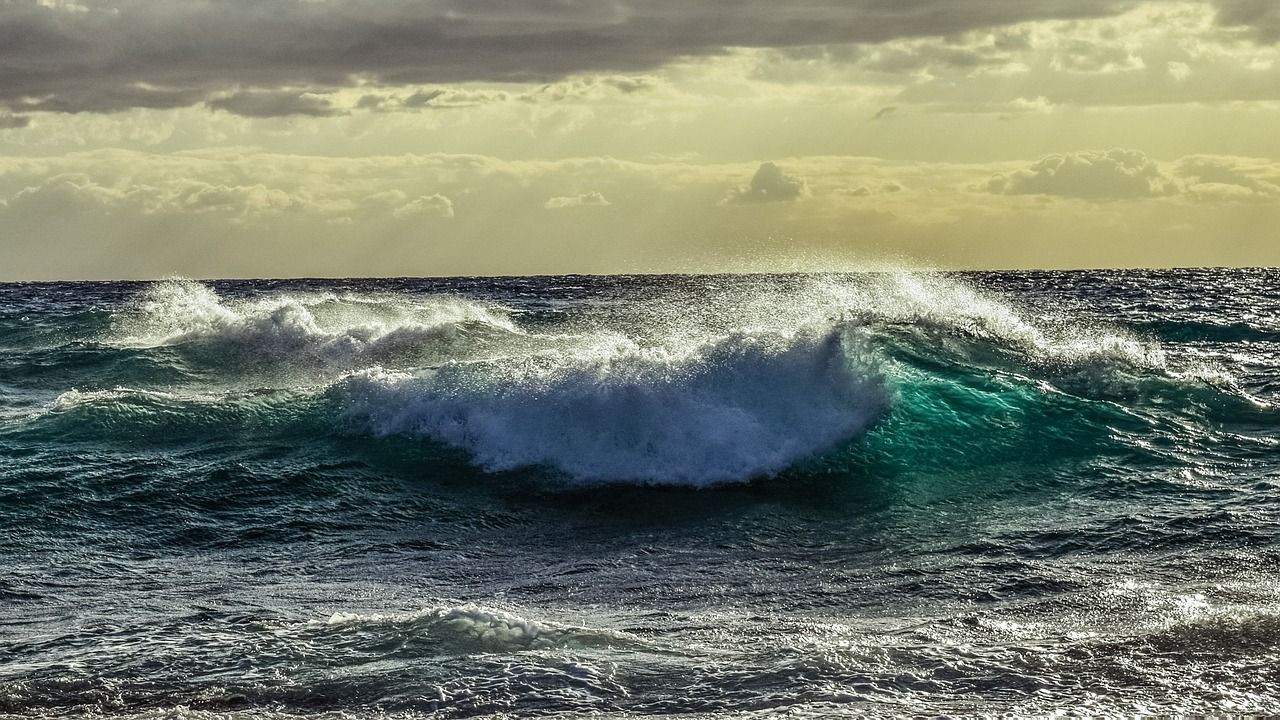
393 193 455 218
985 149 1176 200
544 191 611 209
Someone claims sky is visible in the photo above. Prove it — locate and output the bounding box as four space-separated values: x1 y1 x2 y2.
1 0 1279 279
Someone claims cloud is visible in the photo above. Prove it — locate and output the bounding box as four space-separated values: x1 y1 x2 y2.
356 88 511 112
840 182 903 196
1176 155 1280 202
393 193 455 218
985 149 1176 200
0 113 31 129
0 0 1138 114
984 149 1280 203
522 75 663 102
1213 0 1280 43
3 148 1279 280
353 75 656 115
826 4 1280 110
4 173 304 220
6 174 135 214
175 183 297 215
725 162 809 204
208 91 342 118
545 191 611 209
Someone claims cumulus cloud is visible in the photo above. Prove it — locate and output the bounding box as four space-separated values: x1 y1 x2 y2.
175 183 296 215
393 194 455 218
3 147 1279 280
725 162 810 204
6 174 134 214
1176 155 1280 202
0 0 1138 114
985 149 1176 200
545 191 611 209
4 174 304 220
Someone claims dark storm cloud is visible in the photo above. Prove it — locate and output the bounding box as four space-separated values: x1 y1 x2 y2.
0 0 1141 115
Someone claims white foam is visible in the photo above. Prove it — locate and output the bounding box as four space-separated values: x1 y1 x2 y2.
335 326 888 486
50 387 187 409
111 279 520 366
323 603 629 651
792 273 1176 372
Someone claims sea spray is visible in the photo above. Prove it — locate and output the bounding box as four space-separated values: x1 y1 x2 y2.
335 327 888 485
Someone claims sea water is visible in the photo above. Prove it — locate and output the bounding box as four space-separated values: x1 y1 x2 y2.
1 269 1278 716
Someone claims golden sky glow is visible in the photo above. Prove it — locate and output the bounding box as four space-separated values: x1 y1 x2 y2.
2 0 1279 279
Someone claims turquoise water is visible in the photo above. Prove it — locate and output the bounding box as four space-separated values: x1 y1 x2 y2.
1 270 1278 716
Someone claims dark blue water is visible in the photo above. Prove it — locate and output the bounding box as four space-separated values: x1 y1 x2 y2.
2 270 1278 717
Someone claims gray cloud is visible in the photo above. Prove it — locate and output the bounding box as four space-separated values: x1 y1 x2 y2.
725 162 809 204
986 149 1176 200
208 91 342 118
0 0 1140 114
1213 0 1280 42
357 88 511 113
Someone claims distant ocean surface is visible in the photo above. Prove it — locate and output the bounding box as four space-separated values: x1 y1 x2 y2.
2 269 1279 717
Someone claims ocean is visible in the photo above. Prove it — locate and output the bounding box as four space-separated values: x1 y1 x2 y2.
1 269 1278 717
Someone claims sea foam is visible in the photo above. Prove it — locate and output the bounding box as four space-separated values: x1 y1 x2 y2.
322 604 632 652
110 279 519 367
335 326 888 486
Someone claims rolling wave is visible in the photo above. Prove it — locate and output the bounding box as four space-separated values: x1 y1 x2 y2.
335 327 887 486
322 604 639 653
110 279 522 369
2 273 1266 486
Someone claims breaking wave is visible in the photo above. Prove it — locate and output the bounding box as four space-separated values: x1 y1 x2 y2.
334 327 888 486
109 279 521 369
6 272 1263 486
321 604 637 653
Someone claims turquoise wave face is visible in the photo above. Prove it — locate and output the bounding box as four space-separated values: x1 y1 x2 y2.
2 270 1279 716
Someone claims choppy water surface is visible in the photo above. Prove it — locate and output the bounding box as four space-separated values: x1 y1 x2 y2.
1 269 1278 717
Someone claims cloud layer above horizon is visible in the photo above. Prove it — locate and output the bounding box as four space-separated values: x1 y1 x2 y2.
1 0 1278 278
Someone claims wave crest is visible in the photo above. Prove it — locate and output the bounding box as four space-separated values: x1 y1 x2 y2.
111 279 520 367
322 604 634 653
334 327 888 486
